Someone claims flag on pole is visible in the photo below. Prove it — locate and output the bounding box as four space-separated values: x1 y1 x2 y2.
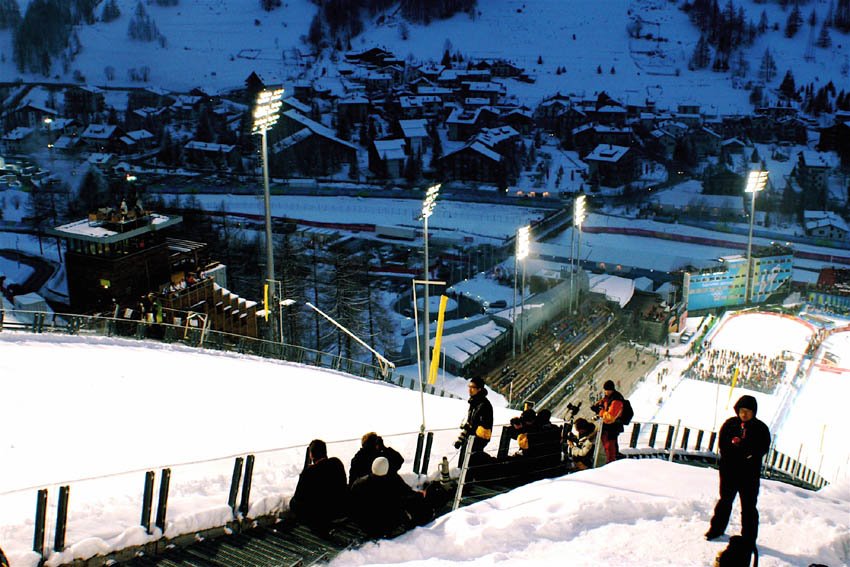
263 283 270 320
726 367 739 408
428 295 449 385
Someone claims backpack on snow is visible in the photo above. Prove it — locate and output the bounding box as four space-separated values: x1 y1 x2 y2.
618 399 634 426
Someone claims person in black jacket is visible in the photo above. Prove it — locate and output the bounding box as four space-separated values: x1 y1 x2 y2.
349 456 425 538
705 395 771 546
455 376 494 452
349 432 404 486
288 439 348 535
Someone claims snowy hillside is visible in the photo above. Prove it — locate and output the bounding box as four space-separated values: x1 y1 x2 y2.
0 0 846 113
0 332 848 567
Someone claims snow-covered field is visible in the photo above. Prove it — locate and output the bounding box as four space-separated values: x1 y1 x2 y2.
0 308 848 566
0 0 845 114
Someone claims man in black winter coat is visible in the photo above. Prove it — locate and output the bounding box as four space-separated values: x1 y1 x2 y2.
288 439 348 534
706 395 771 546
349 432 404 486
455 376 494 452
350 456 425 538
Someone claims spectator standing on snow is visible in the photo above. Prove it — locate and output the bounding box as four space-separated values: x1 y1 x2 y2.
705 395 771 547
591 380 624 464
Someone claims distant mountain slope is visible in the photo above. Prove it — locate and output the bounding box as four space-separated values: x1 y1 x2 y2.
0 0 845 113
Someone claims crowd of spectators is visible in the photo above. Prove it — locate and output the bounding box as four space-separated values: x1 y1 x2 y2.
687 346 787 394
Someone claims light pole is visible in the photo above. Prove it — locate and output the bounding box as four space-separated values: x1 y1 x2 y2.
419 183 440 391
513 225 530 357
253 87 284 341
517 225 531 353
573 195 586 314
44 117 53 162
744 170 768 305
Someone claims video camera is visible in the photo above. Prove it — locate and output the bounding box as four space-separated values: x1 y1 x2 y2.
565 401 582 419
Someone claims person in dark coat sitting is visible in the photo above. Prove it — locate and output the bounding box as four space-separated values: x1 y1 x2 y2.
349 456 425 539
706 395 771 547
288 439 348 534
349 432 404 486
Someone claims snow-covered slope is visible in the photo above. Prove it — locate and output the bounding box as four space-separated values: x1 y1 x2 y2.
0 0 846 113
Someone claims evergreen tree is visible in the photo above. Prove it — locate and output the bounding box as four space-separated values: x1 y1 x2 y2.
75 167 109 215
307 12 325 49
816 22 832 48
758 9 768 33
127 1 161 42
731 50 750 78
260 0 281 10
785 3 803 37
13 0 73 74
836 0 850 32
0 0 21 29
100 0 120 22
779 69 797 100
757 48 777 83
348 151 359 180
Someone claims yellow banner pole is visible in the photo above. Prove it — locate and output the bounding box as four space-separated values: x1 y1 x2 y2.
428 295 448 384
263 283 269 320
726 367 739 408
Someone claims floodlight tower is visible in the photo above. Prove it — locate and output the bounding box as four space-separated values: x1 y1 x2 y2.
744 170 768 305
253 87 284 340
516 225 531 353
572 195 586 313
420 184 440 384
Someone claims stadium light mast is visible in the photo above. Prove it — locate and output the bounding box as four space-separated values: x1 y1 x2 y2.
744 170 768 305
253 87 284 341
420 184 440 390
512 225 531 358
515 225 531 354
572 195 586 314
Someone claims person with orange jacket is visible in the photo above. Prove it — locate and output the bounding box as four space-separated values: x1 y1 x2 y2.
591 380 624 464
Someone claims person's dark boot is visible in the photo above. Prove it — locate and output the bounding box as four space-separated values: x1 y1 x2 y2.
704 529 725 541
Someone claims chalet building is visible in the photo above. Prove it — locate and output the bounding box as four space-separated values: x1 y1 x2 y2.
720 137 747 155
649 129 677 159
1 126 35 153
585 144 637 187
553 106 589 137
370 139 406 178
499 109 535 135
572 124 631 155
128 86 174 110
795 150 831 195
337 94 369 125
363 71 393 93
64 85 105 122
415 64 445 83
399 95 442 119
120 129 156 153
803 211 849 241
272 109 357 176
47 212 258 337
691 126 722 158
345 47 397 67
460 81 505 105
398 119 429 155
446 106 499 141
472 58 523 78
183 140 238 169
439 126 520 184
169 95 204 122
592 104 627 126
80 124 126 153
128 106 169 132
10 101 57 129
440 141 503 182
535 94 571 130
